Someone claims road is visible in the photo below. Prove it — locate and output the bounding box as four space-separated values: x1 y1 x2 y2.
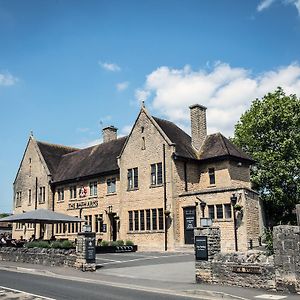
0 269 201 300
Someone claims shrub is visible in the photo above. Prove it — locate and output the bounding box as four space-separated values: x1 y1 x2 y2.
25 241 50 249
50 241 63 249
116 240 124 246
110 241 118 247
263 227 274 256
50 240 74 249
125 240 134 246
101 240 109 247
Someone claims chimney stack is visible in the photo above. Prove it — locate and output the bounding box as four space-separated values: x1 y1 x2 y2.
102 126 118 143
189 104 207 152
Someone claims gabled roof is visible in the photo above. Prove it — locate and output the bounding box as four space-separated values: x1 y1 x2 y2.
36 141 78 175
53 136 127 183
153 117 253 164
199 133 254 163
153 117 197 160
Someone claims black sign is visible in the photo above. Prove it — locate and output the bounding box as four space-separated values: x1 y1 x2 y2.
102 224 107 233
85 236 96 263
195 236 208 261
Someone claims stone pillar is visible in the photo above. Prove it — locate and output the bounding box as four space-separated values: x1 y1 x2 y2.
273 225 300 293
102 126 117 143
75 232 96 271
296 204 300 226
194 226 221 283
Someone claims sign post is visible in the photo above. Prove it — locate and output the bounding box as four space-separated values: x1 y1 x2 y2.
195 236 208 261
76 231 96 271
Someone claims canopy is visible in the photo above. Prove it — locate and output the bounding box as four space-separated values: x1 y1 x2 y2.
0 209 85 224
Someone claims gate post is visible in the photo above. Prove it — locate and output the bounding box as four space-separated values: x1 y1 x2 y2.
75 231 96 271
194 226 220 283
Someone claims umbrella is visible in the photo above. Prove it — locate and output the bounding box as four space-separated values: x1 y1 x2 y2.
0 209 85 224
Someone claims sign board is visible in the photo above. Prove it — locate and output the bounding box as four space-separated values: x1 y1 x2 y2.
195 235 208 261
232 266 261 274
102 224 107 233
85 236 96 263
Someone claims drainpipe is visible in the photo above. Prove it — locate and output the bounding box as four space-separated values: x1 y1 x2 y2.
34 177 38 237
163 144 167 251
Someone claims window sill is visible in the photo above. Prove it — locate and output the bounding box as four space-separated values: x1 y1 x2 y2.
149 184 163 189
127 188 139 192
106 192 117 196
207 185 217 188
212 219 232 222
57 200 64 203
127 230 164 234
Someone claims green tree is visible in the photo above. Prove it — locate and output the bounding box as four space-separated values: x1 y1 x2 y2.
233 87 300 225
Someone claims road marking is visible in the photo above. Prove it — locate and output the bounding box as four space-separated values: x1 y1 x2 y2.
0 285 55 299
255 295 287 299
96 257 122 262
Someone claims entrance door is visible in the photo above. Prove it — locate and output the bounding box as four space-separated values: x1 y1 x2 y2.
109 213 117 241
184 207 196 244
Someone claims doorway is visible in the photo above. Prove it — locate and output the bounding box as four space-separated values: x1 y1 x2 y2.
183 206 196 244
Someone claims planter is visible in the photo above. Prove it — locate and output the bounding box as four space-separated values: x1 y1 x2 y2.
96 245 137 254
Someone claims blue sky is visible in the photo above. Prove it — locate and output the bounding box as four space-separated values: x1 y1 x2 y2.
1 0 300 212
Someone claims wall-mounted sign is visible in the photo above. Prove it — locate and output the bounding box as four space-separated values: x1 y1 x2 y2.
68 200 98 210
195 235 208 261
79 186 88 198
232 266 261 274
85 236 96 263
102 224 107 232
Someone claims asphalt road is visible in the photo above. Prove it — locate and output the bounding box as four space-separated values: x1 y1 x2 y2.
0 269 201 300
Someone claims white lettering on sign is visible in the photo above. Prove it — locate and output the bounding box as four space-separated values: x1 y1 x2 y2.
68 200 98 210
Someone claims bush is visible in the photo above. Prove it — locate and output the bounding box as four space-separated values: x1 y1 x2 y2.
125 240 134 246
50 240 74 249
263 227 274 256
115 240 124 246
110 241 118 247
100 240 109 247
25 241 50 249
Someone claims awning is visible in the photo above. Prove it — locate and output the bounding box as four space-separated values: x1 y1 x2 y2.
0 209 85 224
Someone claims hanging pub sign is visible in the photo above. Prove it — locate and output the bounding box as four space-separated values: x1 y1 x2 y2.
79 186 88 198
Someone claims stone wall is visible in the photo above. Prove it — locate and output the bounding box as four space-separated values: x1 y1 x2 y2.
195 225 300 293
0 247 77 267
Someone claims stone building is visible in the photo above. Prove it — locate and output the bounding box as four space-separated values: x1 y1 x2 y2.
13 104 262 251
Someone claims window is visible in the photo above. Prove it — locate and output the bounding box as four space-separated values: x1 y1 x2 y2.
216 204 224 219
208 168 215 185
140 210 145 231
208 205 215 219
152 209 157 230
39 186 46 203
134 210 139 231
128 208 163 232
128 168 138 190
16 223 23 230
146 209 151 230
15 192 22 207
129 211 133 231
224 204 232 219
95 214 103 232
70 186 77 199
107 178 116 194
90 182 97 196
57 188 64 201
27 223 34 229
141 137 146 150
151 163 163 186
84 215 92 227
158 208 164 230
28 189 32 205
56 223 66 234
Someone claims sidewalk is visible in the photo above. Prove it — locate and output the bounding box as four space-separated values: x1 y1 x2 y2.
0 260 298 300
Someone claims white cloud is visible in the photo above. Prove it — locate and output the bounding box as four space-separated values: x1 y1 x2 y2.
116 81 129 91
257 0 276 12
257 0 300 15
120 125 132 137
0 72 18 86
137 62 300 137
98 61 121 72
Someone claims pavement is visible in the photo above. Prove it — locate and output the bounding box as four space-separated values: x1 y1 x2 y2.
0 251 299 300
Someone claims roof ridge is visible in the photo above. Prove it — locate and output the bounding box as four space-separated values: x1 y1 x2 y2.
37 140 79 151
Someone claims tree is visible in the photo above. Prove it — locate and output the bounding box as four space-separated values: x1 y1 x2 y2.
233 87 300 225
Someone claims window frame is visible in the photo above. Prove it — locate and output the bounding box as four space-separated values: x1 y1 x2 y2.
128 167 138 190
208 168 216 185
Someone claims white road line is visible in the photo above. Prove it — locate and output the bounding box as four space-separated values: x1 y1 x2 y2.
96 257 122 262
0 285 55 299
255 295 287 299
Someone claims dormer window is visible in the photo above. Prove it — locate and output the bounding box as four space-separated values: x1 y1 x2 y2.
208 168 215 185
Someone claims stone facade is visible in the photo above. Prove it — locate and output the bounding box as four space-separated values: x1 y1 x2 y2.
12 105 262 252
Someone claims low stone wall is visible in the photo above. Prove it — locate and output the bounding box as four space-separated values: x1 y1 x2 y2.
0 247 77 267
209 251 275 290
